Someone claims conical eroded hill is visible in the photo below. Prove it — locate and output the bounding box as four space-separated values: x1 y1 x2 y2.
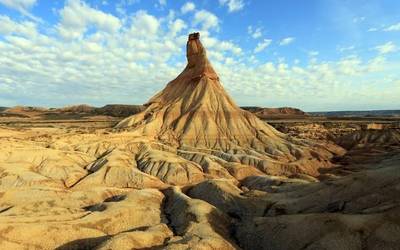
116 33 344 177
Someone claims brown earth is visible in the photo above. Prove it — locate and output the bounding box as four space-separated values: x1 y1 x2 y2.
242 106 308 119
0 104 145 120
0 33 399 249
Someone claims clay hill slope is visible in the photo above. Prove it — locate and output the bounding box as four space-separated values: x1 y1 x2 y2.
116 33 343 177
0 104 145 119
0 106 48 118
242 106 308 119
57 104 96 113
95 104 145 117
54 104 145 117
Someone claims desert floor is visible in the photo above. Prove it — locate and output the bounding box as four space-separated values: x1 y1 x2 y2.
0 115 399 250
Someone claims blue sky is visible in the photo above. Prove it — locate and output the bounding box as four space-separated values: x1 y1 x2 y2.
0 0 399 111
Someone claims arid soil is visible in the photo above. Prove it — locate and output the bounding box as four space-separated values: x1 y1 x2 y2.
0 33 399 250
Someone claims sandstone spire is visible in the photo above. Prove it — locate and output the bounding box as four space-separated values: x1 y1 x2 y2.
116 33 342 176
116 32 277 148
186 32 218 80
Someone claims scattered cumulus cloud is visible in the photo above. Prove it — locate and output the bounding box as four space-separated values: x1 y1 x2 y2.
352 16 365 23
384 22 400 31
337 45 355 53
58 0 121 39
279 37 295 46
130 10 160 36
0 15 37 36
254 39 272 53
181 2 195 14
193 10 219 31
168 18 187 37
219 0 244 12
247 26 262 39
375 41 397 54
0 0 39 21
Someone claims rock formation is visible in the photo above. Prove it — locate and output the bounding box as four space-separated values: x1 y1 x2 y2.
116 32 343 177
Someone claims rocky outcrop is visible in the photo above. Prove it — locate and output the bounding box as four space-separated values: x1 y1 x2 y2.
163 186 239 249
336 128 400 150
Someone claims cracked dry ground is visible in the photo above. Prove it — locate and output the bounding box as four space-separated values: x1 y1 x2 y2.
0 126 399 250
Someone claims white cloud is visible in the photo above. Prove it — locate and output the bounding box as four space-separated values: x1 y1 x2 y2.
352 16 365 23
58 0 121 39
130 10 160 36
0 0 35 10
247 26 262 39
0 15 37 37
0 0 39 21
308 51 319 57
367 27 378 32
279 37 295 46
375 41 397 54
367 56 386 72
181 2 195 14
384 22 400 31
219 0 244 12
254 39 272 53
201 35 242 56
168 19 187 37
158 0 166 6
337 45 354 52
193 10 219 31
337 56 362 75
217 41 242 55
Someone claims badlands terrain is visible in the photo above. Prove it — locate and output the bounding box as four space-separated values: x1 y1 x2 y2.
0 33 399 250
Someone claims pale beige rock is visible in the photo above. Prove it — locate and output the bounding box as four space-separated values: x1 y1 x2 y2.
188 179 267 217
96 224 173 250
237 207 400 250
73 148 167 189
136 144 205 186
0 188 166 249
163 186 239 249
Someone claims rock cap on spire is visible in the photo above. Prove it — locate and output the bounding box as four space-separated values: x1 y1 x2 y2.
186 32 218 80
188 32 200 40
